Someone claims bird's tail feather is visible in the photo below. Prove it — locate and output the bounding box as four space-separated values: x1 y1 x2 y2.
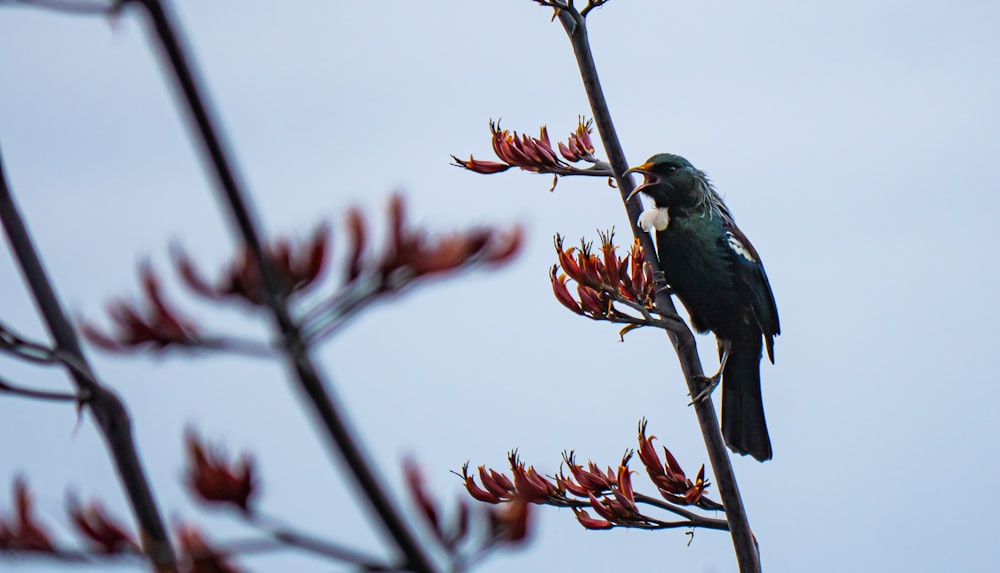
721 334 772 462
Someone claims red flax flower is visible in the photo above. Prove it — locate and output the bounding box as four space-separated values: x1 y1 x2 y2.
0 477 55 553
557 451 615 497
487 495 531 545
173 223 329 305
550 232 657 325
557 117 597 162
364 194 522 287
404 459 479 550
460 462 516 504
81 263 201 352
572 455 645 529
403 459 445 544
572 508 614 530
485 120 561 173
636 419 709 505
177 524 242 573
184 430 256 512
507 451 560 504
452 118 608 182
67 494 139 554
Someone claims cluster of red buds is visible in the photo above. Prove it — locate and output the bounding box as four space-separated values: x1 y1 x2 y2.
81 262 201 352
176 524 242 573
174 224 329 306
67 494 139 554
80 195 522 352
452 118 613 186
558 452 646 530
185 430 256 513
0 478 140 557
550 230 662 338
636 420 709 506
460 421 717 532
404 459 529 559
460 452 560 506
0 478 54 552
348 194 522 289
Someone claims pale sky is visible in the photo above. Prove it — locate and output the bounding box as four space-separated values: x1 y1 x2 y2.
2 1 999 571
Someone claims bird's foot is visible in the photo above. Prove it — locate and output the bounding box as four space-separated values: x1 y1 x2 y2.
688 371 722 405
655 285 674 296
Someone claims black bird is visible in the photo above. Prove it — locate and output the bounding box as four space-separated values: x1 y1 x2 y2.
625 154 780 461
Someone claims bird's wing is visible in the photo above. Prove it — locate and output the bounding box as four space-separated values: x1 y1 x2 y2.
721 224 781 359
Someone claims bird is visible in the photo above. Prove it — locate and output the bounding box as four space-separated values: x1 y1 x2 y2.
625 153 780 461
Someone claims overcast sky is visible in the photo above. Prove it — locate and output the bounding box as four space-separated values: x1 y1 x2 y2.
2 1 999 571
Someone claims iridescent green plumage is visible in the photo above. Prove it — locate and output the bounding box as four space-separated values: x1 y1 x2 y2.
627 154 780 461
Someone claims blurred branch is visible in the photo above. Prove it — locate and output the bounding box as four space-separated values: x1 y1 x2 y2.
0 319 61 365
245 512 392 571
125 1 439 571
0 375 78 402
0 147 177 569
541 2 761 570
1 0 120 16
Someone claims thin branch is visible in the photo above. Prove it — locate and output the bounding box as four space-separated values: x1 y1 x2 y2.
0 375 79 402
196 335 279 357
0 534 390 569
0 319 62 364
124 1 440 571
541 494 727 530
246 511 393 571
1 0 120 16
298 274 383 343
0 147 177 569
546 4 761 571
632 493 725 523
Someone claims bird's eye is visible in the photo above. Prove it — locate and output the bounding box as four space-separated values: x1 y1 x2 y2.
664 165 677 173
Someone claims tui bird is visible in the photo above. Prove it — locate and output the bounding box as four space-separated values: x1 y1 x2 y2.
625 154 780 462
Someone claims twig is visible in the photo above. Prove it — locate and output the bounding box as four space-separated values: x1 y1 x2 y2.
298 274 383 343
124 1 440 571
0 375 79 402
0 147 177 569
0 534 389 569
0 318 62 364
632 493 724 522
246 511 393 571
545 3 761 571
1 0 120 16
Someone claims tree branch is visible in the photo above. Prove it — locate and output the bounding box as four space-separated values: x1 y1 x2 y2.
123 1 440 571
0 147 177 569
245 511 393 571
1 0 120 16
0 375 78 402
545 3 761 571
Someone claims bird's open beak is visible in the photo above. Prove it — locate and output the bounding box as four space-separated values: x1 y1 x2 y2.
624 161 656 202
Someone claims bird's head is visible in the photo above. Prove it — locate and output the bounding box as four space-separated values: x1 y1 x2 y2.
624 153 702 208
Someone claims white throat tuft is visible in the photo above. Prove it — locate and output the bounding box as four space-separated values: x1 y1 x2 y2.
637 207 670 231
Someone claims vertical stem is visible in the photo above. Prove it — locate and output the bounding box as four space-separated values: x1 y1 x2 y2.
126 2 438 571
0 147 177 570
552 8 761 572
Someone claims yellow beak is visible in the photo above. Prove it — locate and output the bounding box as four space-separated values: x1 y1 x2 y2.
624 161 654 201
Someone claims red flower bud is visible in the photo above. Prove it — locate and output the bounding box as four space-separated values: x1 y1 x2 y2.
450 155 513 174
184 430 256 512
67 494 138 554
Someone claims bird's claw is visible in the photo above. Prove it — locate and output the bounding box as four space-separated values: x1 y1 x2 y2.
688 373 721 405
